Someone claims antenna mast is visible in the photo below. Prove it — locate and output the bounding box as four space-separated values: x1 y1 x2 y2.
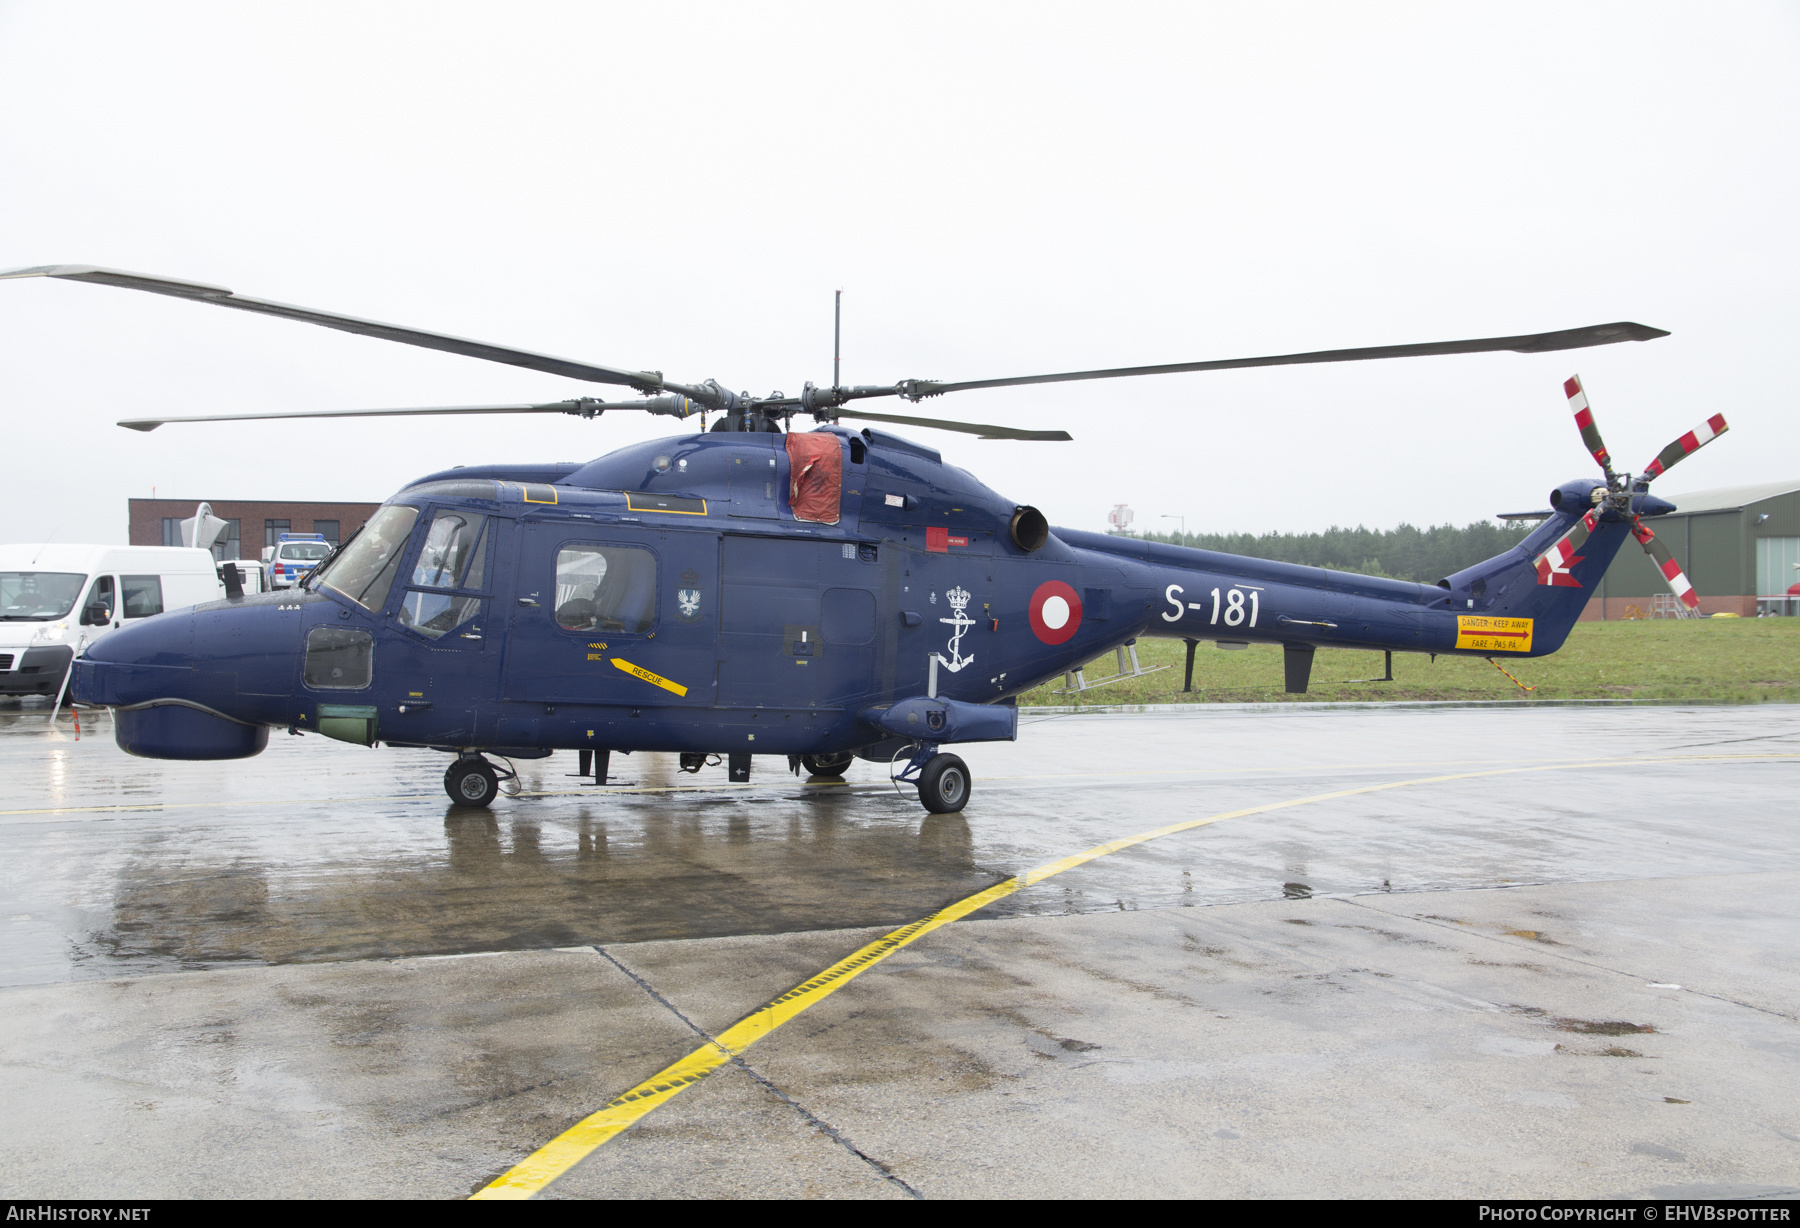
833 289 841 390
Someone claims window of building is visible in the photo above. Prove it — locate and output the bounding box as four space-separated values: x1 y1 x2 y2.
554 544 657 633
162 518 182 547
121 576 164 619
265 519 291 549
313 520 340 545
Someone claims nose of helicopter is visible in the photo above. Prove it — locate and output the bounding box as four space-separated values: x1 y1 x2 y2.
73 596 301 759
73 607 198 702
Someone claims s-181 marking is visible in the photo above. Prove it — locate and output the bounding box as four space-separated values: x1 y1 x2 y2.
1164 583 1260 629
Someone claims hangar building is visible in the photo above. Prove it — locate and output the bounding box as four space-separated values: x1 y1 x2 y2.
1580 480 1800 619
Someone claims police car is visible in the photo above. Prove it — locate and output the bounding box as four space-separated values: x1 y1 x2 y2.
263 533 333 590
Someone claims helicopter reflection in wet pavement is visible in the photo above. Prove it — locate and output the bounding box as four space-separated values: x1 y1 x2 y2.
2 699 1799 989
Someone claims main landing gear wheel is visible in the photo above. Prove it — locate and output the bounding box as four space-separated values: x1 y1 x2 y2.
801 751 856 778
916 753 970 814
445 758 499 808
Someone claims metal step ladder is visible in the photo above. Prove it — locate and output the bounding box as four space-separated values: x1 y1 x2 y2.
1054 639 1170 695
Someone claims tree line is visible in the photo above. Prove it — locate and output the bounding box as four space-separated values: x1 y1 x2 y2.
1128 520 1534 583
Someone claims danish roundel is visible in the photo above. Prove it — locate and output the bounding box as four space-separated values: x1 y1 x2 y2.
1028 580 1082 645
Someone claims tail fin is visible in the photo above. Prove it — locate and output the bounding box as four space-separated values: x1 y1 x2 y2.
1438 499 1631 656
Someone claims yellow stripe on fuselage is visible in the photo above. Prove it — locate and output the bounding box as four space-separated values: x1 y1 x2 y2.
609 657 688 697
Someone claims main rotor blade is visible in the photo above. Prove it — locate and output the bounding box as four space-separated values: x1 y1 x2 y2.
888 322 1669 400
116 400 656 432
833 408 1072 441
2 264 699 398
1631 518 1701 611
1641 413 1729 482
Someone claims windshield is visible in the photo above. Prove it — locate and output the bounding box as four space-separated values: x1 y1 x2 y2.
0 571 86 620
279 542 333 561
316 505 420 611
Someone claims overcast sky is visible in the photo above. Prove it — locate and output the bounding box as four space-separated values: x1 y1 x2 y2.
2 2 1795 547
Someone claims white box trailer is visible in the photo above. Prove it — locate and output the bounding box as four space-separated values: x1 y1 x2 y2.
0 544 225 700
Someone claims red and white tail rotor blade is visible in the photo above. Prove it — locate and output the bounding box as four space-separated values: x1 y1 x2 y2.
1641 413 1729 482
1631 519 1701 611
1533 508 1599 588
1565 375 1615 478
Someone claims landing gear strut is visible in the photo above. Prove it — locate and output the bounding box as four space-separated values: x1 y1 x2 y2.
892 743 972 813
445 756 499 808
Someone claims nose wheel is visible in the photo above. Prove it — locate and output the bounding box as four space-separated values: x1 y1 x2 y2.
445 756 499 808
917 753 970 813
892 743 972 813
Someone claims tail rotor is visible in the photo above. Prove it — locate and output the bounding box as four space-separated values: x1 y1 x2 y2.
1641 413 1729 482
1565 375 1617 483
1533 376 1729 616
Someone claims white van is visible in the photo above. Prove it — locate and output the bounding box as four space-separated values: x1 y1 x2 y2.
0 544 225 700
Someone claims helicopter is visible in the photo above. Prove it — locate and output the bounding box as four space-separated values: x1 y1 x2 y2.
2 265 1726 812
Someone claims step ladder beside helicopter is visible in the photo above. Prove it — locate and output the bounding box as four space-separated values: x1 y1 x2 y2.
1054 639 1170 695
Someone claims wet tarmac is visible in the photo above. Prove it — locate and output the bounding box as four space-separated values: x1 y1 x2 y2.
1 700 1797 1197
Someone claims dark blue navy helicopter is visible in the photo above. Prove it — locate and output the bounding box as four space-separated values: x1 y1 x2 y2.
4 266 1725 811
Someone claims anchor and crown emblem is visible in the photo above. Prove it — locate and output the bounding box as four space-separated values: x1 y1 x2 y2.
937 584 975 672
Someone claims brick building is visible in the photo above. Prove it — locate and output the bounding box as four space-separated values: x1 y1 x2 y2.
127 499 382 561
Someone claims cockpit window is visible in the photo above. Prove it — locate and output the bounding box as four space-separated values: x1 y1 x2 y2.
399 592 482 639
411 511 487 589
554 544 656 633
318 505 420 611
0 572 85 621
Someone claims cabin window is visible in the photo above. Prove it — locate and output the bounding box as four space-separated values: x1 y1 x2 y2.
554 544 656 633
411 511 487 589
319 505 420 611
121 576 164 619
304 626 374 689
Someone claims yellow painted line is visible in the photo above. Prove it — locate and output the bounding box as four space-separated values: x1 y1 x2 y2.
610 657 689 697
472 750 1800 1199
473 876 1019 1200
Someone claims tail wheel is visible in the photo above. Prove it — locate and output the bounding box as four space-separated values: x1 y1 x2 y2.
917 753 970 814
445 758 499 808
800 751 855 778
